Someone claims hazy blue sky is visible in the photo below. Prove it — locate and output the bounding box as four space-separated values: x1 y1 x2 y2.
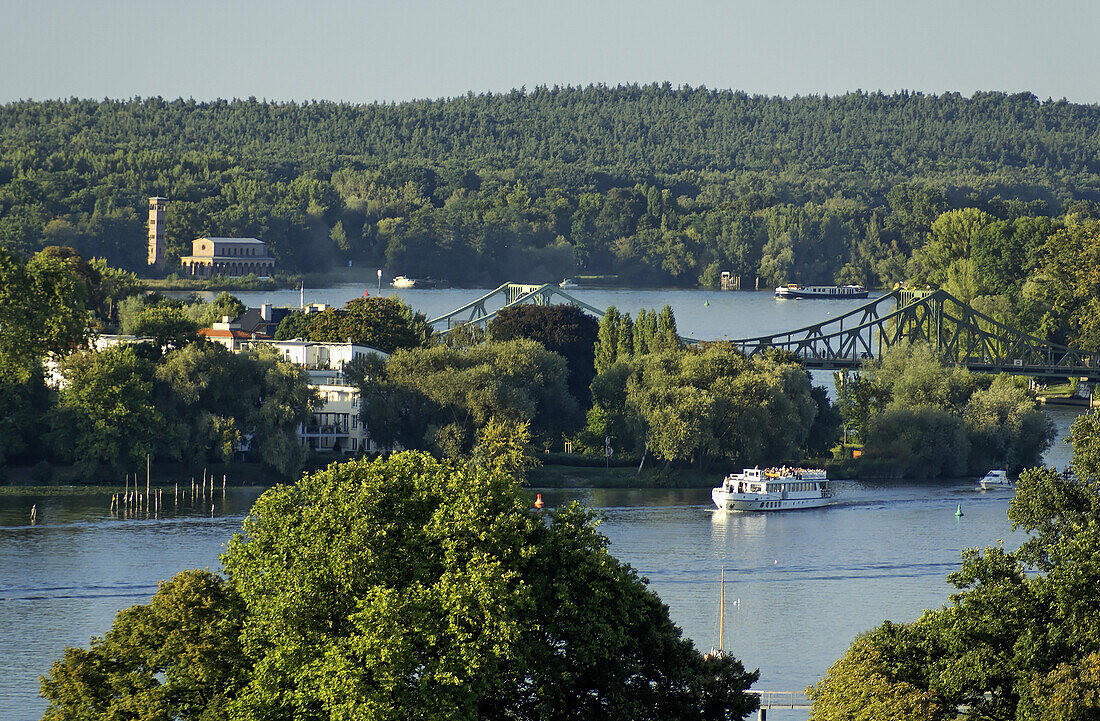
3 0 1098 104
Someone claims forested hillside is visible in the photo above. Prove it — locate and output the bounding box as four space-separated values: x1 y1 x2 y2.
2 86 1100 289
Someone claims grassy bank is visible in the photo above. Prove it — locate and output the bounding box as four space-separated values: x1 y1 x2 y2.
0 460 282 490
141 275 293 292
530 463 718 489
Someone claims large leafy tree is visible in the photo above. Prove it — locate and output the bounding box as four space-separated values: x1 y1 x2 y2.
487 303 599 405
49 345 164 476
296 296 432 352
129 305 201 354
43 445 760 720
621 344 818 471
844 343 1053 477
152 343 301 469
0 248 90 378
1019 217 1100 348
365 338 579 455
41 570 247 721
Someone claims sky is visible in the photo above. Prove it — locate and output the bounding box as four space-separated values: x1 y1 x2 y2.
2 0 1098 104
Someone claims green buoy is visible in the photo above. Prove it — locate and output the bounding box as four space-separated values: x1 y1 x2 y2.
704 299 710 307
955 504 964 517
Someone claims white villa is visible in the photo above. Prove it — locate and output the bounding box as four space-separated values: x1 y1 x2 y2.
86 330 391 456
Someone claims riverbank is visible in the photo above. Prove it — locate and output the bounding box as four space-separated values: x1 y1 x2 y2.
530 464 716 488
0 460 278 489
142 275 288 292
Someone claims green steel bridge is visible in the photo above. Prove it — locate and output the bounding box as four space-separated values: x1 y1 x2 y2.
430 284 1100 379
428 282 606 329
727 288 1100 379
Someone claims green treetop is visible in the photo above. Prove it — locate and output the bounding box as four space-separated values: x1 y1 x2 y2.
42 438 761 721
282 296 433 353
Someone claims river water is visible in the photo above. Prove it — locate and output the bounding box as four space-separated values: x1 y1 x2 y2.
180 282 889 342
0 286 1085 719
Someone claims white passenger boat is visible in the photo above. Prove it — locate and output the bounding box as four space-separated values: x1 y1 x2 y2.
978 469 1012 490
712 466 832 511
391 275 416 289
774 283 868 299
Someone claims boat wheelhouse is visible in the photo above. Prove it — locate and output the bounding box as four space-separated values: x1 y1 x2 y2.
774 283 868 299
711 466 832 511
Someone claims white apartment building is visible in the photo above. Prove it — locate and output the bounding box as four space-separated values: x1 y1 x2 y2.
299 381 375 454
261 339 387 371
261 342 389 455
84 333 391 456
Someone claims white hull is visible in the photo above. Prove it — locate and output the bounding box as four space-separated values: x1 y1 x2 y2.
392 276 416 289
775 284 868 299
711 488 832 511
711 466 832 511
978 470 1012 490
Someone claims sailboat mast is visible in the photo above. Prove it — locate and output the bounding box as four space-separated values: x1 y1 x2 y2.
719 567 725 652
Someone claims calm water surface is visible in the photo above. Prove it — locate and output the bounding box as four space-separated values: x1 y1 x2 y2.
178 283 886 343
0 438 1080 720
2 287 1082 719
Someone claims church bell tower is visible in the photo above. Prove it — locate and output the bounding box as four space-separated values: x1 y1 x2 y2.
147 196 167 269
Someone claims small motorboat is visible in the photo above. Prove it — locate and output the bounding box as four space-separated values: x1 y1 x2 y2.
978 469 1012 490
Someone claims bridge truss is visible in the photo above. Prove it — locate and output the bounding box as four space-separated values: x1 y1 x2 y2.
728 289 1100 379
427 282 606 331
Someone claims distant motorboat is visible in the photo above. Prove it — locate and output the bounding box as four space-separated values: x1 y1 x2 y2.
558 278 579 288
978 469 1012 490
391 276 447 289
775 283 868 299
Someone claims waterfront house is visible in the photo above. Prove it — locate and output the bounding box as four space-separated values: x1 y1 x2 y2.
198 316 271 351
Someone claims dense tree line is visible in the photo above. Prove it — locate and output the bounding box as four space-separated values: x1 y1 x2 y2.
834 343 1055 478
3 89 1100 294
0 248 314 479
41 432 761 721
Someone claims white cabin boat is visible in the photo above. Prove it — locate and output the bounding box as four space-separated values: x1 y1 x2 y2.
712 466 832 511
774 283 868 299
391 276 416 289
558 278 579 288
978 469 1012 490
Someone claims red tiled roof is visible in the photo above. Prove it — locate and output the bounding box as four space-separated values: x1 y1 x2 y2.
199 328 271 340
